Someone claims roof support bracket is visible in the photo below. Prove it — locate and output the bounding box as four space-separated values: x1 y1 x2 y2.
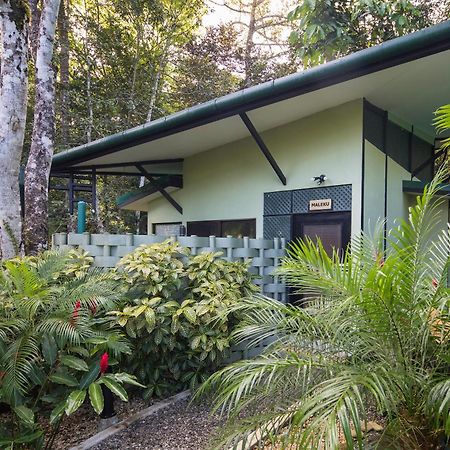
135 164 183 214
239 112 287 185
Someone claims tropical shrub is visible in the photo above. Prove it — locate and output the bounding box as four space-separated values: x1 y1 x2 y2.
199 172 450 449
113 242 258 397
0 250 141 449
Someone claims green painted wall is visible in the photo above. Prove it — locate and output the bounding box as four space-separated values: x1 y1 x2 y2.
144 100 364 238
363 138 449 243
387 155 414 232
363 141 385 233
363 139 416 235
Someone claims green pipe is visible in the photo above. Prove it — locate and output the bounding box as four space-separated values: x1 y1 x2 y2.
77 201 87 233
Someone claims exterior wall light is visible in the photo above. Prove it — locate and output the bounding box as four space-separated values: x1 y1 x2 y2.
311 174 327 185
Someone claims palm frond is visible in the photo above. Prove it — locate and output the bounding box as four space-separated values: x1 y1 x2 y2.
1 333 40 401
434 104 450 150
200 170 450 447
34 249 73 282
426 378 450 436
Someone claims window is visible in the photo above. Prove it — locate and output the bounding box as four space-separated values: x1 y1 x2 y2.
187 219 256 238
152 222 182 236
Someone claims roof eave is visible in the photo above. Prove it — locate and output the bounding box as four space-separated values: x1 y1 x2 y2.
52 20 450 170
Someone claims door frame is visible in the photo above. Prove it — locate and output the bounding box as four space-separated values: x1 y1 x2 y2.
291 211 352 252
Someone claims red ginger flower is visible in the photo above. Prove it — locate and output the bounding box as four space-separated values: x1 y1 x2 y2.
432 278 439 288
100 352 109 374
71 300 81 324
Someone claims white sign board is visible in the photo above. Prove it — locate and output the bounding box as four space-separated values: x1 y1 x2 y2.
309 198 332 211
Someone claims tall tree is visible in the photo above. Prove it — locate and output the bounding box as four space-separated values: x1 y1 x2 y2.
24 0 61 253
215 0 296 86
57 0 70 147
171 24 242 109
28 0 40 59
288 0 443 66
0 0 29 259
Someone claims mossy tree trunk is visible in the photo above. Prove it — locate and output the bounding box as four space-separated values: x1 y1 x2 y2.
24 0 61 254
0 0 29 259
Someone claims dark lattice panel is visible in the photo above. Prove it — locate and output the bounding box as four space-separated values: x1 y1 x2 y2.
264 191 292 215
263 215 291 240
292 185 352 213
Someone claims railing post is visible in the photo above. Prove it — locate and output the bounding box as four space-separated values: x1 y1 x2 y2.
77 201 87 233
125 233 134 247
209 235 216 251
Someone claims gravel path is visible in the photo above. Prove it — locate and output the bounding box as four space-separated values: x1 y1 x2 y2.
93 398 224 450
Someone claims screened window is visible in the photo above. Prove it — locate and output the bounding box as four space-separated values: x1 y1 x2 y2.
187 219 256 238
153 222 182 236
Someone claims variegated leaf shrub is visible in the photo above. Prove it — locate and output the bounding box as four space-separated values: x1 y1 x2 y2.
113 241 258 397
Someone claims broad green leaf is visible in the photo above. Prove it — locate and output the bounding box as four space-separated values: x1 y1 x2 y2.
154 329 163 345
111 372 146 388
68 346 90 358
49 372 79 387
86 337 108 345
132 305 147 317
14 405 34 425
42 334 57 366
145 307 156 329
125 321 136 338
99 376 128 402
183 307 197 324
79 361 100 390
50 401 67 425
41 394 60 404
89 382 104 415
29 365 46 385
65 390 86 415
190 335 201 350
14 430 43 444
61 355 89 372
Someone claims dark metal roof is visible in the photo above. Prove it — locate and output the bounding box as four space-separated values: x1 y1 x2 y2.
116 175 183 208
403 180 450 195
52 20 450 170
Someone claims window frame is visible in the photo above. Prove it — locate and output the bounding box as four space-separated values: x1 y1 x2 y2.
152 221 182 236
187 218 256 238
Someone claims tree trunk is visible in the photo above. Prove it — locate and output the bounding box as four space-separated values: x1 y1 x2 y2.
146 37 171 122
83 0 93 142
24 0 61 254
146 68 162 122
57 0 70 147
28 0 40 60
0 1 29 260
243 0 257 88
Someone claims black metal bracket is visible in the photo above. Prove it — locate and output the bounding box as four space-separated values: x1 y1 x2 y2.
135 164 183 214
239 112 286 185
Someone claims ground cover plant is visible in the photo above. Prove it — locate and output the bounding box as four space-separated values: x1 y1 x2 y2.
0 250 141 449
112 241 258 397
199 171 450 449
